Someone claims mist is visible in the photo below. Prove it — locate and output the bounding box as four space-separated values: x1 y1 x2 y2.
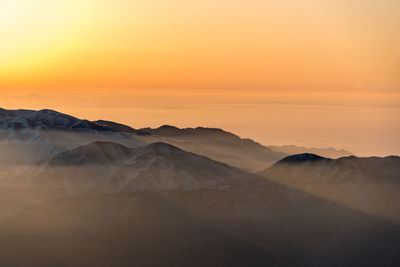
0 110 399 266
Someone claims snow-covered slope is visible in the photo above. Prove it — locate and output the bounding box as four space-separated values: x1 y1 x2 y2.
109 142 245 192
12 141 245 196
0 109 144 178
0 108 111 131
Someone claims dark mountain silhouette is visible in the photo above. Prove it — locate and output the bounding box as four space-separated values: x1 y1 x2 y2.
268 145 352 159
93 120 137 133
275 153 330 164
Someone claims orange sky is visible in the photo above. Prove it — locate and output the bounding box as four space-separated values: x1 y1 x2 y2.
1 0 399 155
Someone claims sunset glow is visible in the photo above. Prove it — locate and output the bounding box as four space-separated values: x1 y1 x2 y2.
1 0 399 155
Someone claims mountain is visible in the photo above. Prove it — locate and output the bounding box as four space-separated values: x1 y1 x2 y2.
268 145 352 158
134 125 287 171
40 140 135 166
0 108 144 174
1 108 356 171
1 140 246 220
0 108 113 131
93 119 137 133
0 108 285 172
273 152 329 163
260 153 400 223
9 141 246 197
6 108 353 172
109 142 245 192
0 108 399 266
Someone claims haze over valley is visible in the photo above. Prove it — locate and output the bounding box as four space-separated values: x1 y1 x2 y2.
0 108 399 266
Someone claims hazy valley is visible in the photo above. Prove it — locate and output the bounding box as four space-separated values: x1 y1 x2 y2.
0 108 399 267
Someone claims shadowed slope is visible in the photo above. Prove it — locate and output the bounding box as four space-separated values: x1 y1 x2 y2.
260 153 400 223
42 141 135 166
8 141 246 197
0 176 399 267
109 142 245 192
135 125 287 171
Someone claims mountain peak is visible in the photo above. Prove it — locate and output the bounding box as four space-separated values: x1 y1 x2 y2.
43 141 134 166
268 144 352 159
37 109 64 115
93 120 136 133
277 153 330 164
140 125 251 142
141 142 183 156
158 125 179 130
152 125 181 135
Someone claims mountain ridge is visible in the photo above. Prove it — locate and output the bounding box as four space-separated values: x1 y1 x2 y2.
260 153 400 223
11 140 246 196
0 108 114 132
0 108 288 170
275 153 331 164
268 145 351 159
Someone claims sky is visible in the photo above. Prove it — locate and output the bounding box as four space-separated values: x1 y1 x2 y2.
0 0 399 155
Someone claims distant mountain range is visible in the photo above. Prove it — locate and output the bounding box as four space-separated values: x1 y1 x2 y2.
0 107 399 267
133 125 286 171
0 108 353 171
